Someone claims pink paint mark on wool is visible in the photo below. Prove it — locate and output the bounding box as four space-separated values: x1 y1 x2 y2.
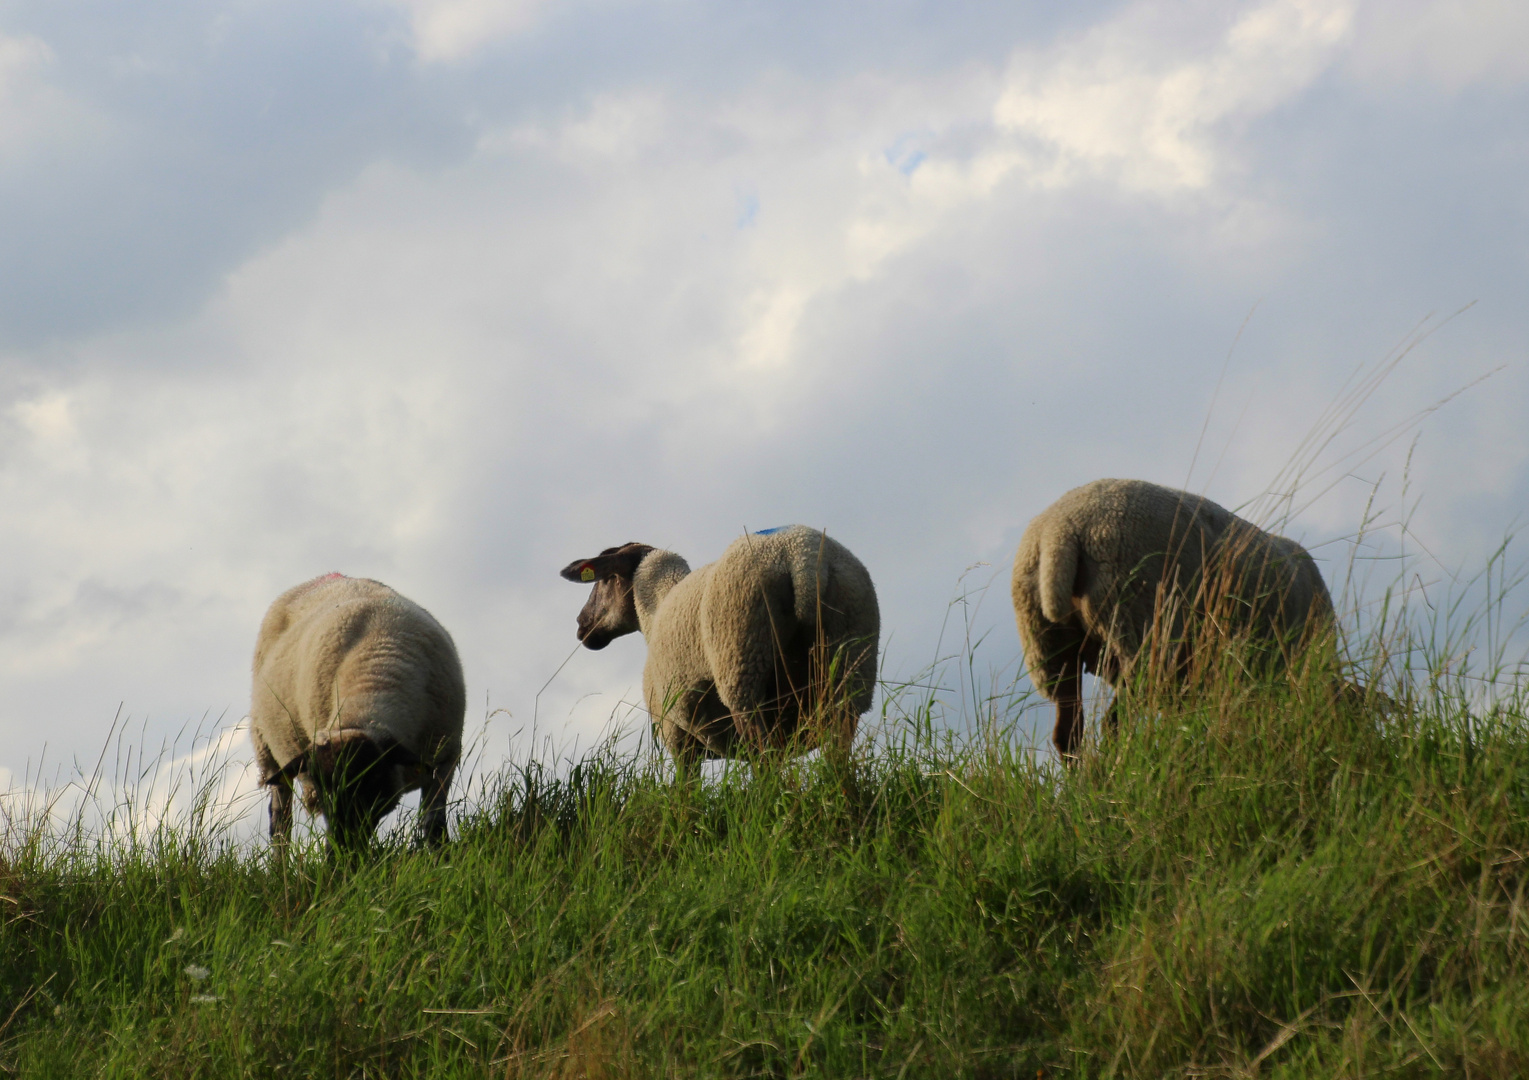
317 572 346 582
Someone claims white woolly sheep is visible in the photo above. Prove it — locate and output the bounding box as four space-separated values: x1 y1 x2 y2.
560 525 880 762
1011 479 1336 761
250 573 466 850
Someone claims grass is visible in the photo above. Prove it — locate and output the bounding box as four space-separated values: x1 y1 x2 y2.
2 585 1528 1077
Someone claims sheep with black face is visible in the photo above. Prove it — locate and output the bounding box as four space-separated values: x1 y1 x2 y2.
561 525 880 762
250 574 466 850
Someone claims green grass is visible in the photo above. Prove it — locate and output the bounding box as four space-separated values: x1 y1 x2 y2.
3 629 1528 1077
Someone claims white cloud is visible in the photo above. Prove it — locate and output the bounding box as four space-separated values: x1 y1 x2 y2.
994 0 1355 192
0 31 80 157
0 716 268 846
668 0 1363 373
0 30 48 81
391 0 553 61
11 390 86 471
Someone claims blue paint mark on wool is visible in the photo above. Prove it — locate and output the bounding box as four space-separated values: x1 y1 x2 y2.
753 526 790 535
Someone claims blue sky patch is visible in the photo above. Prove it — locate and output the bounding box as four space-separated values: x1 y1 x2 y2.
736 192 759 229
883 135 926 177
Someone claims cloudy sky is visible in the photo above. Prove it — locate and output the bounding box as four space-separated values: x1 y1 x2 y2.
0 0 1525 817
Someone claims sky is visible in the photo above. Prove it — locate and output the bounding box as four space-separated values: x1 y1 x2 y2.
0 0 1526 828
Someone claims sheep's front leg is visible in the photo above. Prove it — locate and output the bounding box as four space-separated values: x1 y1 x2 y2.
653 680 735 761
664 725 708 776
1052 663 1086 763
268 775 294 846
416 768 452 850
254 730 295 848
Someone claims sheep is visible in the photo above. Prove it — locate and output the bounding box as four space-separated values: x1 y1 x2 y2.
1011 478 1336 761
250 573 466 850
560 525 880 762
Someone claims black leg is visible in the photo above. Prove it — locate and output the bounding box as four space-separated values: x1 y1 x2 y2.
1053 663 1086 763
417 770 451 849
269 777 294 847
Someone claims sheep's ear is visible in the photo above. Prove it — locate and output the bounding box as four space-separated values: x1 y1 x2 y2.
560 558 602 583
560 544 654 584
271 754 306 783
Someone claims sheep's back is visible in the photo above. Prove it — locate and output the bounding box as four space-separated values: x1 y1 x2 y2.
1212 520 1335 643
1014 479 1334 683
251 576 465 773
1070 481 1228 650
703 527 875 642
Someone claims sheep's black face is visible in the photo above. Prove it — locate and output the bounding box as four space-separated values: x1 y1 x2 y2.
308 735 410 852
560 543 652 650
575 576 640 649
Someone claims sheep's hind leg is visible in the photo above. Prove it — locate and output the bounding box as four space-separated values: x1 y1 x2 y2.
417 768 452 850
268 776 294 847
707 587 799 752
1053 664 1086 763
1092 645 1123 749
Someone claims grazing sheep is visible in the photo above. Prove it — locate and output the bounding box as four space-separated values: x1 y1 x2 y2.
560 525 880 762
1011 479 1336 760
250 573 466 850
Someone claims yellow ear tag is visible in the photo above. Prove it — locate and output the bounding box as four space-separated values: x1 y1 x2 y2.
580 567 596 582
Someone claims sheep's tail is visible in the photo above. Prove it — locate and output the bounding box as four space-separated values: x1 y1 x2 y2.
1036 524 1081 625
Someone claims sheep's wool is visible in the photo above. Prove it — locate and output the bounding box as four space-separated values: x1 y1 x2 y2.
1011 477 1334 695
628 524 880 760
249 575 466 780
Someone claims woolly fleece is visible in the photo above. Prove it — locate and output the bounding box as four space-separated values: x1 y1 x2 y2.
250 574 466 828
631 525 879 760
1012 479 1334 749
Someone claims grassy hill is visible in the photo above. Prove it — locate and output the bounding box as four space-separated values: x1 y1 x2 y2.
2 633 1527 1077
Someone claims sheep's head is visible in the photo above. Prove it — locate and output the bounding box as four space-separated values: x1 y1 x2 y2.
302 730 424 851
559 543 654 649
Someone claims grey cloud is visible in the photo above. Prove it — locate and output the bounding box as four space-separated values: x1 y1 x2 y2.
453 0 1118 91
0 0 1131 354
0 0 473 349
